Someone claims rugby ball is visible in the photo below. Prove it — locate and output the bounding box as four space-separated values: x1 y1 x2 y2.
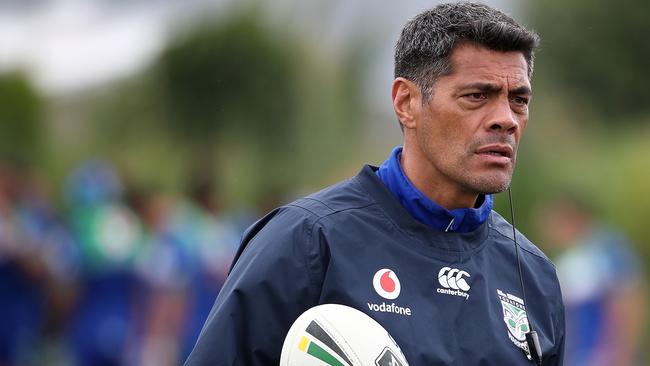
280 304 409 366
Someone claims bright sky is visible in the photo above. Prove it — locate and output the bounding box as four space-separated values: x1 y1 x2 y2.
0 0 512 96
0 0 217 94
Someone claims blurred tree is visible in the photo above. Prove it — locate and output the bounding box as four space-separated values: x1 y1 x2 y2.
157 12 297 151
155 12 301 203
527 0 650 120
152 10 362 204
0 72 44 163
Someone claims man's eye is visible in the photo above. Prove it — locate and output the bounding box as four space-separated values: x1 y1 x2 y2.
466 93 486 100
511 96 529 105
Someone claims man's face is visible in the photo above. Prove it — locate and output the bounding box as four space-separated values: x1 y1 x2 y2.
413 43 531 197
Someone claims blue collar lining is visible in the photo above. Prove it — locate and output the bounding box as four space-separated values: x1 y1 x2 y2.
376 146 493 233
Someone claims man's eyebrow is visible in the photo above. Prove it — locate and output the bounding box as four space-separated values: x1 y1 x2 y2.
509 86 532 96
460 83 532 96
461 82 502 93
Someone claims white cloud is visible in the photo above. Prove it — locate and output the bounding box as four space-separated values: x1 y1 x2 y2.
0 0 168 94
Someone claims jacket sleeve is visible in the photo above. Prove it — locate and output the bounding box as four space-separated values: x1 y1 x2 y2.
184 206 326 366
549 299 566 366
544 270 566 366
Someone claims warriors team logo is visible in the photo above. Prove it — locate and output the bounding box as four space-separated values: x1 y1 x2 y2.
497 289 531 358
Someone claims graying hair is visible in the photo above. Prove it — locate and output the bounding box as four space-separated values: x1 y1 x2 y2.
394 2 540 102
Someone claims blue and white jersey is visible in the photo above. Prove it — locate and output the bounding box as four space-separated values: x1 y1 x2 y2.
555 227 641 366
185 165 565 365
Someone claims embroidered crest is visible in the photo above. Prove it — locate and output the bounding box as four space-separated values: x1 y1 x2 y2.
497 289 531 359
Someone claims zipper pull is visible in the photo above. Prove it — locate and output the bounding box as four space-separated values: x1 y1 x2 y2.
445 217 455 232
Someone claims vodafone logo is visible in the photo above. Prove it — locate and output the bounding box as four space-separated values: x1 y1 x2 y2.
368 268 411 316
372 268 401 300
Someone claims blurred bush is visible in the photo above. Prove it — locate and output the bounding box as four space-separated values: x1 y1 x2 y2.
0 72 44 164
528 0 650 121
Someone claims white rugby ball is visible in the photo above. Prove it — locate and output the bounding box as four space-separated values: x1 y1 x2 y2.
280 304 409 366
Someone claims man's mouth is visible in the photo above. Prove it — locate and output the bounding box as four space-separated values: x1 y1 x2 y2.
484 151 507 157
475 145 514 160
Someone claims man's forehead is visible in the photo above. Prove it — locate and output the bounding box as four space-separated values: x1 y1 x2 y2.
445 44 530 85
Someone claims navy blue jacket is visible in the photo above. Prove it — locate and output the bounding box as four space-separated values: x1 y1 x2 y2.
185 165 565 365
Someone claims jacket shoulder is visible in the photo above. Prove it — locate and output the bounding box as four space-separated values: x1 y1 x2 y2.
288 175 374 219
490 210 555 267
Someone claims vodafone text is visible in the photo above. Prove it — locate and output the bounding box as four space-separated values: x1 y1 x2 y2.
367 302 412 316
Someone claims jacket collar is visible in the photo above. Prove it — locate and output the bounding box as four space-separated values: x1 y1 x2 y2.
376 146 493 233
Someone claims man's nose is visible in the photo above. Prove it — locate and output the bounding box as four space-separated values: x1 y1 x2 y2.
486 99 519 133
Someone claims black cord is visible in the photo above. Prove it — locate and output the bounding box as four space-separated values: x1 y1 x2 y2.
507 187 542 365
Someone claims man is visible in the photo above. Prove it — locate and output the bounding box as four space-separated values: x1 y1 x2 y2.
185 3 565 365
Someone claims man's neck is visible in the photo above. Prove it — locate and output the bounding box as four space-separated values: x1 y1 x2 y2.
400 146 479 210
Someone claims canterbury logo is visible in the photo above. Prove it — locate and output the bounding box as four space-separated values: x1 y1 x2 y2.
437 267 471 291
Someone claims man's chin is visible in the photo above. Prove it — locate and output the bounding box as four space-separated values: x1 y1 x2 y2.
464 175 512 195
483 185 510 195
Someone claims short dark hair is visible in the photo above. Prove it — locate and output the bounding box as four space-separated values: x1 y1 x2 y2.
394 2 540 101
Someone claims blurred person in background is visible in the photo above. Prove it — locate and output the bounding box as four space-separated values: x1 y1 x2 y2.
0 161 79 365
64 160 145 366
168 174 241 360
0 161 44 366
130 189 194 366
129 173 241 365
538 193 647 366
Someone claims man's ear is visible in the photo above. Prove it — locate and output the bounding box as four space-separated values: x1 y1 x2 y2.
391 77 422 130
